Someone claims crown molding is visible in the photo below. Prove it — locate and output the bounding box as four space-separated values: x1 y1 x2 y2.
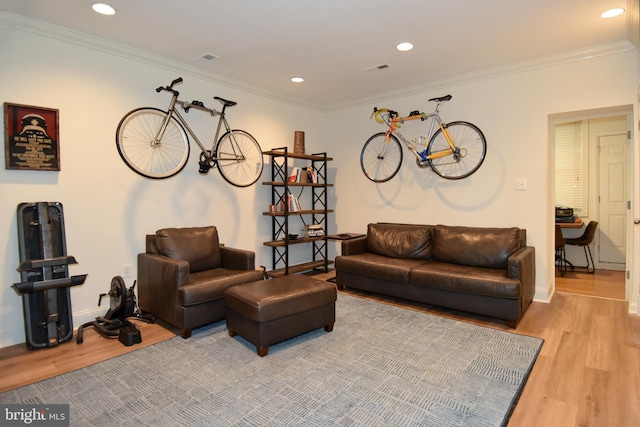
0 12 308 108
1 13 637 112
337 40 637 110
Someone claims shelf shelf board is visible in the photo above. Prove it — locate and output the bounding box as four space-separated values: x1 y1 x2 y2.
263 236 327 247
262 181 333 187
263 150 333 162
262 209 334 216
266 260 334 278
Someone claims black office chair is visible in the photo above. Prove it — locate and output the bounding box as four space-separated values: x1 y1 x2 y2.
564 221 598 273
555 225 569 276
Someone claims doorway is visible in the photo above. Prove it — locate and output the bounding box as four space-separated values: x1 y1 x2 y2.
551 106 633 300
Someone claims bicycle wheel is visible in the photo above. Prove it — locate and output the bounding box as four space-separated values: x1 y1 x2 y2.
116 108 190 179
215 130 264 187
427 121 486 179
360 132 403 183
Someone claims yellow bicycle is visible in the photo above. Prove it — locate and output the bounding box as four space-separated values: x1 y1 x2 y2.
361 95 486 182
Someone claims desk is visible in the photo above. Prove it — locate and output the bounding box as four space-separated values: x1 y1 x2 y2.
556 219 583 228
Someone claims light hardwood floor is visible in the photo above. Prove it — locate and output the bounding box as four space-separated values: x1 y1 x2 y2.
555 267 625 300
1 270 638 427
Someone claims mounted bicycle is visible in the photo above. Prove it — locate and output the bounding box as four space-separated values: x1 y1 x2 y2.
116 77 263 187
361 95 486 182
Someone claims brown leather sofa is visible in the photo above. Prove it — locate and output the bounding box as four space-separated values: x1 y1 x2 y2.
138 226 264 338
335 223 535 328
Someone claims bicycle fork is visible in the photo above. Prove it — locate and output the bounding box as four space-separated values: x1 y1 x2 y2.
153 95 179 147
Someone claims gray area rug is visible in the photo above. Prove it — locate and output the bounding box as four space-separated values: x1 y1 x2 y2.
1 293 542 426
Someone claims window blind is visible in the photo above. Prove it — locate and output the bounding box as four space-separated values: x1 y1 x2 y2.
555 121 587 215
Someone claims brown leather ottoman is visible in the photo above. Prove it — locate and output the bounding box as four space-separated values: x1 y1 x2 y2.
224 275 336 356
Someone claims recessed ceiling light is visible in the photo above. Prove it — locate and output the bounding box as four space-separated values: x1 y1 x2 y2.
92 3 116 15
601 8 624 18
290 77 304 83
396 42 413 52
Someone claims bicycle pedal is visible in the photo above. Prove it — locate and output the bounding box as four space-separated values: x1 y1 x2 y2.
198 163 211 174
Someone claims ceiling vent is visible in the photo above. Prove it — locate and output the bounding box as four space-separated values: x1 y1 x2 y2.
365 63 391 71
194 53 218 61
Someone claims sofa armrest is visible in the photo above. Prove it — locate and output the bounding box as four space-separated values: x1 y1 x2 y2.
508 246 535 301
341 236 368 256
137 253 190 322
220 246 256 270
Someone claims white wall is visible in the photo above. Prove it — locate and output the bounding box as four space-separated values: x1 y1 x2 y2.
328 48 639 306
0 27 329 347
1 21 638 347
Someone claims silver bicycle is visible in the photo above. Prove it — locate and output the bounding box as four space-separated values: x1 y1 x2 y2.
116 77 263 186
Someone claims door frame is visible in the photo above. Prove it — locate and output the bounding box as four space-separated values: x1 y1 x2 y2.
549 105 634 307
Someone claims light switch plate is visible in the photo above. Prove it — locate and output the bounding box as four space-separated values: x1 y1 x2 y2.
514 178 527 191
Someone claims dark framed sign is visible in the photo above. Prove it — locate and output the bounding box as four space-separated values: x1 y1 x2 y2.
4 103 60 171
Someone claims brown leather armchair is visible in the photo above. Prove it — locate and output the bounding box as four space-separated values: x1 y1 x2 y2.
138 226 264 338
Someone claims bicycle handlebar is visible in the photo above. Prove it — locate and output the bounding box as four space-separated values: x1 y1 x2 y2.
371 107 399 124
372 94 451 123
155 77 184 95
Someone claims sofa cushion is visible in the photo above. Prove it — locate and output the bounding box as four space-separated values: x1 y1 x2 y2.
410 261 521 299
156 226 222 273
432 225 520 269
335 252 426 283
178 268 264 306
367 223 432 259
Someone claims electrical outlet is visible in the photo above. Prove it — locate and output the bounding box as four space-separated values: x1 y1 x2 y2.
122 264 132 278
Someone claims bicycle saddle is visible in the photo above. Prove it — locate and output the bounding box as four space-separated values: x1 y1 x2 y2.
428 95 452 102
214 96 237 107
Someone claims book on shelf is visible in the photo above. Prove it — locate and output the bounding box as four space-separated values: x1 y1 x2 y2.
307 166 318 183
288 166 317 183
305 223 325 237
288 167 300 182
287 194 301 212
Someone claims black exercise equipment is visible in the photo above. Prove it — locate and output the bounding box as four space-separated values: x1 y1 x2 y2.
77 276 155 346
12 202 87 350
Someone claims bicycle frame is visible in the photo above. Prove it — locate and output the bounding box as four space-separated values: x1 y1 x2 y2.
155 89 230 164
380 103 457 162
117 77 264 184
362 95 486 182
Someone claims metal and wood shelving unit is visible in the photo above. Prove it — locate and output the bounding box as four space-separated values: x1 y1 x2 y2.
262 147 333 277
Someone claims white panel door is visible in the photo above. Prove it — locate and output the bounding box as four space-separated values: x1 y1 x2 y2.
594 116 628 266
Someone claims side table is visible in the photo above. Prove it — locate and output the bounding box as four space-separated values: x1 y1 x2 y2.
325 233 365 282
325 233 366 241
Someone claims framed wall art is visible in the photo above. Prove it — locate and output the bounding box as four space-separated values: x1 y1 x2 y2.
4 103 60 171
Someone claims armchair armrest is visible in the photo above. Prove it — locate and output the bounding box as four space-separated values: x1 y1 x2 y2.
341 236 368 256
220 246 256 270
508 246 535 304
138 253 190 323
